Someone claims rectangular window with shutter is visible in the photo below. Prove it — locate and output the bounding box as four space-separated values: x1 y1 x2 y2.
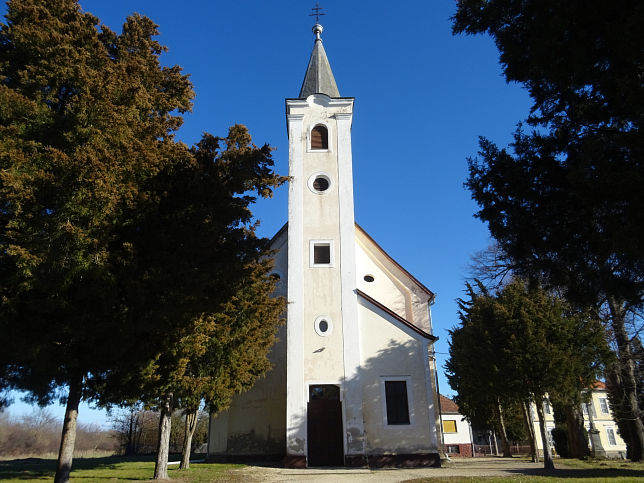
442 420 457 433
384 380 410 425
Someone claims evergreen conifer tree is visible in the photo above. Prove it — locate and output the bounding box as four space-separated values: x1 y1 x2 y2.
0 2 286 480
447 280 609 469
453 0 644 459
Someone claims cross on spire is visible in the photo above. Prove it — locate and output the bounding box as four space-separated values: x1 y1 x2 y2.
309 2 325 24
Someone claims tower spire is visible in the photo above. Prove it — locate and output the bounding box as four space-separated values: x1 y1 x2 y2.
299 4 340 98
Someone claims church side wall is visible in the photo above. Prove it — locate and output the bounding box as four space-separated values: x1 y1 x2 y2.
357 300 439 457
207 237 288 458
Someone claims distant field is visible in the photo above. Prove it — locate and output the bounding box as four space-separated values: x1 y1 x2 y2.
0 455 244 482
0 450 115 462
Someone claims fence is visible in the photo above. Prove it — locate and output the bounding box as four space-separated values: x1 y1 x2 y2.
473 444 532 457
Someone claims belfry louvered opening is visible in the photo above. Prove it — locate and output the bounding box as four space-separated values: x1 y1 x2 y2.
310 125 328 150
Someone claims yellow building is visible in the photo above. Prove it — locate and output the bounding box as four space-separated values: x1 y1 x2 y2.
531 382 627 459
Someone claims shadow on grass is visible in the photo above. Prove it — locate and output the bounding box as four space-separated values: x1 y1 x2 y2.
504 466 644 479
0 454 161 480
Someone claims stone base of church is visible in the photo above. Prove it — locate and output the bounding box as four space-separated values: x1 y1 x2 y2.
209 452 441 469
283 455 306 468
344 454 368 466
286 453 441 468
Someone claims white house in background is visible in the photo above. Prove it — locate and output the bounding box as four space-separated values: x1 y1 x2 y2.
206 22 442 468
439 395 473 457
532 382 627 458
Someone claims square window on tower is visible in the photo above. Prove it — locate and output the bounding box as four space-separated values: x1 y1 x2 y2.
310 240 334 267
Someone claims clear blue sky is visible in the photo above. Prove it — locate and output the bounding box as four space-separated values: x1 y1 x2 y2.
3 0 532 427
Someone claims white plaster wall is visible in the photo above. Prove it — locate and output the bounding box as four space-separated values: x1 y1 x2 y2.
355 242 407 318
208 326 287 455
299 102 344 382
442 415 472 445
409 286 432 333
357 300 438 454
355 230 433 333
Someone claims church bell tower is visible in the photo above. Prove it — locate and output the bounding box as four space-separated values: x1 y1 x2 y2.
285 21 366 466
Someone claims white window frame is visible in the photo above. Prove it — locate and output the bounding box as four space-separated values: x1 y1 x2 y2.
379 376 415 428
307 171 333 195
599 397 609 414
309 240 334 267
606 427 617 445
313 315 333 337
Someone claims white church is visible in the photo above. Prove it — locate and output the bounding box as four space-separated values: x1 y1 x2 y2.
207 22 442 468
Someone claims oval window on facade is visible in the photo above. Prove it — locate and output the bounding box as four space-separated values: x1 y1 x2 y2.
314 316 333 337
364 274 375 282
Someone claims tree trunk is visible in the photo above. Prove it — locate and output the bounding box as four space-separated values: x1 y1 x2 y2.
54 375 83 483
154 392 173 480
565 405 590 459
180 409 199 470
535 400 555 470
497 400 513 457
605 364 633 457
126 407 136 456
608 297 644 461
523 401 539 463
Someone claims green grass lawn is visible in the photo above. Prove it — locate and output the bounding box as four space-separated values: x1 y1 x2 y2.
2 455 644 482
0 455 245 482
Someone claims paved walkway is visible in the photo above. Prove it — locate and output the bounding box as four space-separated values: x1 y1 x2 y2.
224 457 550 482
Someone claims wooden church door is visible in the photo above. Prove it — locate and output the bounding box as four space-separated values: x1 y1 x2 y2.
307 385 344 466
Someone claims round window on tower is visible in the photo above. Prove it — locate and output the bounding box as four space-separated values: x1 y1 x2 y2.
364 274 375 282
307 172 333 195
314 316 333 337
313 176 329 192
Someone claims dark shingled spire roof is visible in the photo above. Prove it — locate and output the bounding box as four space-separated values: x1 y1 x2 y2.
299 23 340 98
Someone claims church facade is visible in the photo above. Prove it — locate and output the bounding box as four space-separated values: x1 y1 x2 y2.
207 22 442 468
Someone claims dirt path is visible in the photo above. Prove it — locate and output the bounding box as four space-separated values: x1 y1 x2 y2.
222 457 549 482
